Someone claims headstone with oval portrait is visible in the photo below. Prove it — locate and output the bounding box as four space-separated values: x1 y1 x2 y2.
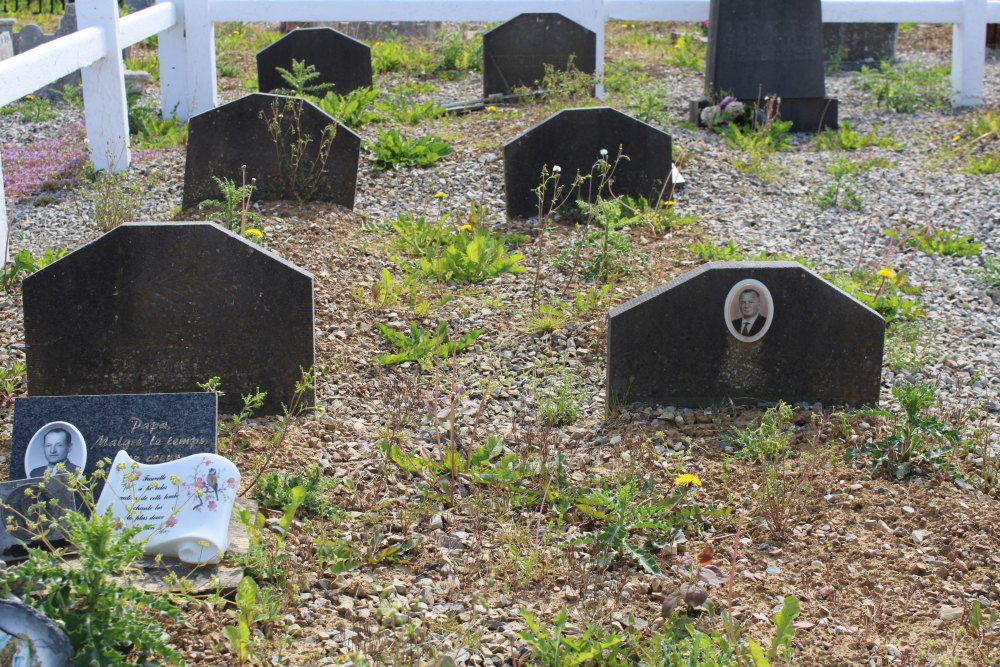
0 599 74 664
606 261 884 407
8 393 217 495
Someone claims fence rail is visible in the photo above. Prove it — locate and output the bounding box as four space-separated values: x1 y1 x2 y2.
2 0 999 260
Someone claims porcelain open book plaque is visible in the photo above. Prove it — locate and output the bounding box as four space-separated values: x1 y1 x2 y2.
95 450 240 564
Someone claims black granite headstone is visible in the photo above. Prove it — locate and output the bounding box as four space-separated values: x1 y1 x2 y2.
824 23 898 71
0 476 75 561
256 27 373 96
9 393 217 483
23 222 314 414
483 13 596 97
0 600 74 664
182 93 360 209
503 106 672 220
607 262 884 407
691 0 838 131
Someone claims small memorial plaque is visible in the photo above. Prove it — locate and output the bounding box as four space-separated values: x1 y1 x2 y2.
96 450 240 564
257 27 373 96
0 476 76 561
10 393 217 482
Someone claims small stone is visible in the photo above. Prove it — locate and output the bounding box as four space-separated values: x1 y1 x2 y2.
902 506 915 515
429 513 444 531
939 605 963 622
912 529 931 544
765 566 781 576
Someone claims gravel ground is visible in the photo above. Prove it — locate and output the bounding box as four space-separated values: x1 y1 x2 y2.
1 20 1000 667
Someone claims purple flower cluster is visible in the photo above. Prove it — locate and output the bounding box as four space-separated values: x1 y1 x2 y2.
2 125 88 200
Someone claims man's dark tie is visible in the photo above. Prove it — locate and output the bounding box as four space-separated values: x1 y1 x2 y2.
742 322 750 335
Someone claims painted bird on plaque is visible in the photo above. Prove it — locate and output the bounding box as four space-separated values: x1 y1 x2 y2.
95 450 240 564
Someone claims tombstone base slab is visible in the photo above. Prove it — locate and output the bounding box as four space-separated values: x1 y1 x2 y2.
689 97 838 132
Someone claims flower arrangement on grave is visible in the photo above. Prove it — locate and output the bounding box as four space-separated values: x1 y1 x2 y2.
699 95 748 129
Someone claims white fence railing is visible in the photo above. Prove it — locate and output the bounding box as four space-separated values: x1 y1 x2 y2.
1 0 999 260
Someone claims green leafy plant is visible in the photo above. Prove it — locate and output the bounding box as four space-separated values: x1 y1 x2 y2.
847 382 961 479
352 268 408 310
391 212 448 256
830 268 923 325
93 170 142 232
538 372 589 426
690 239 743 262
1 247 68 292
273 58 334 98
886 226 982 257
816 156 865 211
376 95 444 125
0 94 58 123
132 115 187 150
375 321 481 370
858 61 951 113
522 57 597 112
199 169 264 239
371 37 437 76
973 255 1000 289
668 32 706 70
0 361 26 408
316 87 381 129
814 120 901 151
575 475 705 574
367 129 453 171
624 84 671 127
1 477 183 665
255 463 342 518
518 608 627 667
261 97 337 203
222 575 283 666
435 27 483 72
417 227 526 283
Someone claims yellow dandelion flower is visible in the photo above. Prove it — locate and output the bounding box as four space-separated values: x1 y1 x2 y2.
460 224 473 232
877 267 897 280
674 473 702 488
433 192 448 199
244 228 263 240
664 200 676 207
25 95 34 101
486 105 497 112
952 135 961 142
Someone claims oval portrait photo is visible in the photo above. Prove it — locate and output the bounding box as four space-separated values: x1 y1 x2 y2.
724 279 774 343
23 421 87 479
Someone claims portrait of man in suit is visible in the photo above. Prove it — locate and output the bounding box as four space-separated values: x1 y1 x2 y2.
725 279 773 342
732 288 766 337
24 423 85 479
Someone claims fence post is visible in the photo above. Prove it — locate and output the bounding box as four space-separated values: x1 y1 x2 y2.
577 0 608 98
158 0 191 120
76 0 130 172
185 0 217 116
1 152 8 265
952 0 987 106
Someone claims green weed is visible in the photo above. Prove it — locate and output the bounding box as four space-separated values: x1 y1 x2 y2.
814 120 902 151
255 463 342 518
376 95 444 125
316 87 381 129
375 321 481 370
199 170 263 238
1 247 68 292
668 32 705 70
858 61 951 112
519 608 627 667
367 129 453 170
416 227 526 283
886 226 982 257
972 256 1000 289
847 382 961 479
